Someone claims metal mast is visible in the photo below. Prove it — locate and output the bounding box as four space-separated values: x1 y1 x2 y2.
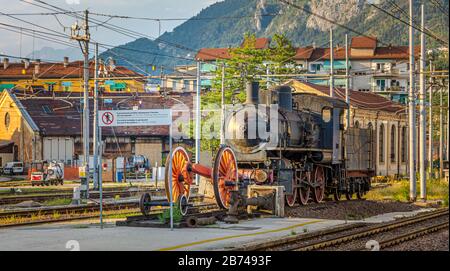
71 10 90 199
345 34 350 127
195 61 201 185
329 28 334 98
408 0 416 201
429 62 434 179
419 4 426 200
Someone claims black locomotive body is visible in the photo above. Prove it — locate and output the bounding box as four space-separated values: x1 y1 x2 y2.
224 82 375 205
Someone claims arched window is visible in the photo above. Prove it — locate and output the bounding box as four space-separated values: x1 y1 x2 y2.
401 126 407 163
390 125 396 163
379 124 385 163
354 120 360 128
4 112 10 130
367 122 373 130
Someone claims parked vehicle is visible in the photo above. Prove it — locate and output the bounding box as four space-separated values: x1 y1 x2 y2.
3 162 24 175
30 161 64 186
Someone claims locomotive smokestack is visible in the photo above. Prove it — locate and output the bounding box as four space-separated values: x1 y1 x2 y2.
245 81 259 105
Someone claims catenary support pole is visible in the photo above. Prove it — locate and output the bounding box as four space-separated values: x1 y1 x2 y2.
93 43 99 191
221 63 225 145
195 61 201 185
329 28 334 98
419 4 426 200
440 84 444 179
345 34 350 127
429 63 434 179
408 0 416 201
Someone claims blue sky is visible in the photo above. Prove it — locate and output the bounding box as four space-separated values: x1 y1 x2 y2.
0 0 220 58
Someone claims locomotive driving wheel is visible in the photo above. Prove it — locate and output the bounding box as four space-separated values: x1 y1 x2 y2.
356 179 365 200
285 180 298 207
297 171 311 205
164 147 193 203
213 146 239 209
312 165 325 203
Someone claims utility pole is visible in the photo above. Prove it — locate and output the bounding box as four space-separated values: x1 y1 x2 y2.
345 34 350 127
408 0 416 201
429 62 434 179
93 43 99 191
220 63 225 145
439 83 444 179
71 10 90 199
329 28 334 98
195 61 201 185
419 4 426 201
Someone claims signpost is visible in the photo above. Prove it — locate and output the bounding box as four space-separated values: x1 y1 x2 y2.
98 109 174 229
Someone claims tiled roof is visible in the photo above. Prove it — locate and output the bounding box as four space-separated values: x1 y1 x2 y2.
253 38 271 49
351 36 377 49
294 47 315 60
195 36 418 61
195 48 231 61
0 61 143 80
298 81 406 114
15 91 194 137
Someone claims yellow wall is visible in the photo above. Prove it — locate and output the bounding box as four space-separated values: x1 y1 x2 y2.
0 92 41 165
0 78 145 93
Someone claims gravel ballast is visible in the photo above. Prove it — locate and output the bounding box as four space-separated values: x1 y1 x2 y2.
285 200 424 220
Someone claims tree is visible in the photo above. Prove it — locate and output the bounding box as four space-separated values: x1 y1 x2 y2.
199 33 297 152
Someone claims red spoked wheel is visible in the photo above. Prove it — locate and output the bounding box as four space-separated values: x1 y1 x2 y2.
285 169 298 207
165 147 193 203
213 146 239 209
285 185 297 207
298 171 311 205
312 166 325 203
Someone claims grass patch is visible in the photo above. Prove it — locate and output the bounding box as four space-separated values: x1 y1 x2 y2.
42 198 72 206
367 179 449 206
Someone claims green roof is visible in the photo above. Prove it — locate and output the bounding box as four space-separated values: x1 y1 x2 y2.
0 84 15 91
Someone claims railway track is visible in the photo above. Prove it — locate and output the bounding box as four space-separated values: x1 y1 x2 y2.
0 188 164 205
231 208 449 251
0 195 205 228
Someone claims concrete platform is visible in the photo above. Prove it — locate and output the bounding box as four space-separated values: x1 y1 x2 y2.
0 209 434 251
0 217 346 251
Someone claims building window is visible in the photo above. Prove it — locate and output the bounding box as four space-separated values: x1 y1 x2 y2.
354 120 360 128
379 124 385 164
376 79 386 91
401 126 407 163
4 112 10 130
310 63 322 72
390 125 396 163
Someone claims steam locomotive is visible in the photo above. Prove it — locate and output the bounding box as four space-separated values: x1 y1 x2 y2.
223 82 375 206
149 81 376 216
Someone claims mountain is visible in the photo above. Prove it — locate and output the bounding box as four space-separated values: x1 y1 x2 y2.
100 0 449 71
27 46 83 62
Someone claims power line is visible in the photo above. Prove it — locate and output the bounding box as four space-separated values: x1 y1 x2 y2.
369 2 448 46
277 0 448 52
88 11 282 22
20 0 230 63
429 0 449 17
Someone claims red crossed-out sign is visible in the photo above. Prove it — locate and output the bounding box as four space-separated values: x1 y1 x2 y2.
101 112 114 126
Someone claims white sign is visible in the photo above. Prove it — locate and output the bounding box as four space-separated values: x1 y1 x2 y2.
98 109 172 127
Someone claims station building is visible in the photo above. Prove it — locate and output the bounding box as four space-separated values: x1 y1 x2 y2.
0 88 198 180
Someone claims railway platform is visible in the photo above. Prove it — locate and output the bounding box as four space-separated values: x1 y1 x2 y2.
0 208 434 251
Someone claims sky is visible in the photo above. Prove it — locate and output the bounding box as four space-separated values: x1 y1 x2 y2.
0 0 220 60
